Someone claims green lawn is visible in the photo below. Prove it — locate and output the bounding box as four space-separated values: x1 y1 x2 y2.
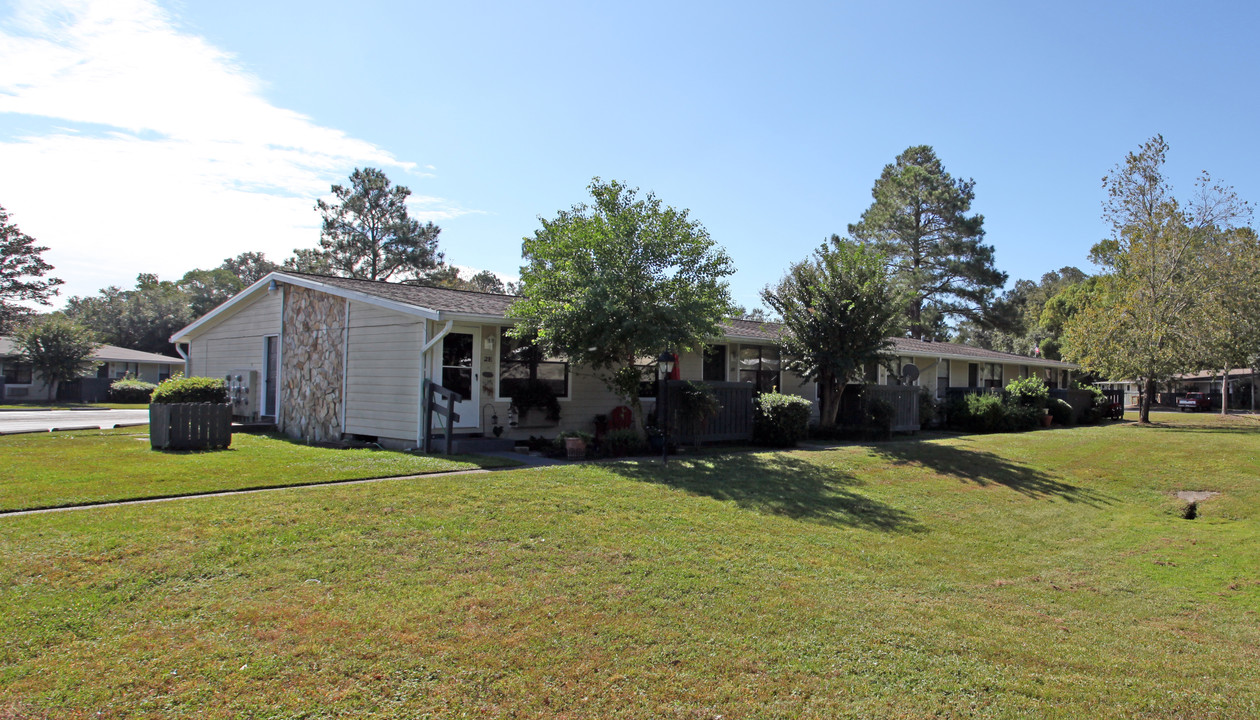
0 427 519 512
1 413 1258 717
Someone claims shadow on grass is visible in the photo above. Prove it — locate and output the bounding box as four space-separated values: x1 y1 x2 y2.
869 439 1113 507
604 452 924 533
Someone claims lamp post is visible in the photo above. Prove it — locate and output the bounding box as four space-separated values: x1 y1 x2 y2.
657 351 675 465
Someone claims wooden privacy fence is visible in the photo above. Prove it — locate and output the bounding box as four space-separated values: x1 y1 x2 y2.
57 377 111 404
836 385 920 432
863 385 920 432
150 403 232 450
1049 388 1093 422
664 380 754 443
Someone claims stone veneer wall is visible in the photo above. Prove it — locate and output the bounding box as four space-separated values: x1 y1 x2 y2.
280 286 346 443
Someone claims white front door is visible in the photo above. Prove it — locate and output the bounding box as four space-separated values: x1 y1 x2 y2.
433 326 481 430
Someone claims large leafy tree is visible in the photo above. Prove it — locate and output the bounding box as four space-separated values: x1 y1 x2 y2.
220 252 279 285
12 315 99 399
315 167 444 282
178 268 244 317
1062 136 1251 423
1193 227 1260 413
509 178 734 431
848 146 1006 339
64 274 191 355
761 240 904 427
0 204 64 333
954 266 1089 359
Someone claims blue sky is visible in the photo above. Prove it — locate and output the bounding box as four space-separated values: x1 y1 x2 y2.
1 0 1257 312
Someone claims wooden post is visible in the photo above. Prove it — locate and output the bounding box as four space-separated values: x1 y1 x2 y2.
422 379 434 454
445 390 456 456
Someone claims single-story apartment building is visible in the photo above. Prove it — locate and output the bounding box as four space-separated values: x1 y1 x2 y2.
0 337 184 402
170 272 1078 448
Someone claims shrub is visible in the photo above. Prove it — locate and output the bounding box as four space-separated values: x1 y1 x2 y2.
753 392 813 447
108 377 158 403
1048 397 1074 426
918 387 938 428
150 376 229 404
598 428 647 457
1007 402 1044 431
963 392 1010 433
677 381 721 441
1005 376 1049 408
866 397 895 439
951 392 1042 434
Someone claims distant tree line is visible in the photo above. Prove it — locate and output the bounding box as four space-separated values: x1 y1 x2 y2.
54 168 518 355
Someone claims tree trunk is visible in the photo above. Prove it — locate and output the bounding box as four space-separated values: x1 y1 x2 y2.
909 298 923 341
819 374 842 427
1221 367 1231 415
1140 378 1155 424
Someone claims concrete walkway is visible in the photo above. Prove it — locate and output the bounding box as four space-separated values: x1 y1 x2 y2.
0 465 516 518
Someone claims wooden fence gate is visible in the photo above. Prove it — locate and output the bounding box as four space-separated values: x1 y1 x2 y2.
664 380 755 444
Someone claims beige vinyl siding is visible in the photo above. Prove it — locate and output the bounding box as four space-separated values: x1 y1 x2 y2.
186 291 281 380
343 302 423 442
949 360 970 388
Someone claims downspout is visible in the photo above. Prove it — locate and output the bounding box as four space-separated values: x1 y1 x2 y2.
339 298 350 437
415 319 452 449
175 342 190 376
277 284 286 432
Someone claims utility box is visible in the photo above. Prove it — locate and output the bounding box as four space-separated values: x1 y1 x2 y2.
225 370 259 421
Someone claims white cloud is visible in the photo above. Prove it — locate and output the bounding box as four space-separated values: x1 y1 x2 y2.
0 0 471 300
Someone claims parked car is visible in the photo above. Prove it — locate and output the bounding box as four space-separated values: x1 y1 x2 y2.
1177 392 1211 412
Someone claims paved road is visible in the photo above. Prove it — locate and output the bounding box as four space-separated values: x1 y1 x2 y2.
0 410 150 435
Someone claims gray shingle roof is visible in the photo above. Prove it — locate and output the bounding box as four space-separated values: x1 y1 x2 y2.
720 318 780 341
276 274 1076 368
887 337 1077 368
282 272 517 316
0 337 180 364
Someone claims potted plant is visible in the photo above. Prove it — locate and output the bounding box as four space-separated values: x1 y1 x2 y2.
149 376 232 450
556 431 592 460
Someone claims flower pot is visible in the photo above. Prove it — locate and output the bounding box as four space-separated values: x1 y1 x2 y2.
1041 414 1053 428
564 437 587 459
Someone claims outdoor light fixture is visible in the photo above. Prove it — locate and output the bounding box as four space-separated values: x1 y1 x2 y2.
656 351 675 377
267 279 279 294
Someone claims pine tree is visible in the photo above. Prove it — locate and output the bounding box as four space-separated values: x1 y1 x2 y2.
848 146 1005 339
0 204 63 333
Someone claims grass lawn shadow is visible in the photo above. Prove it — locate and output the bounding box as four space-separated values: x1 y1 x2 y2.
870 438 1113 506
604 452 924 533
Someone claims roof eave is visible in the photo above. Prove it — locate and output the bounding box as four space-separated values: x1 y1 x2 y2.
171 272 441 343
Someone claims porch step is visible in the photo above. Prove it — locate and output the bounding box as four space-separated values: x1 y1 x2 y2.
429 435 517 454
